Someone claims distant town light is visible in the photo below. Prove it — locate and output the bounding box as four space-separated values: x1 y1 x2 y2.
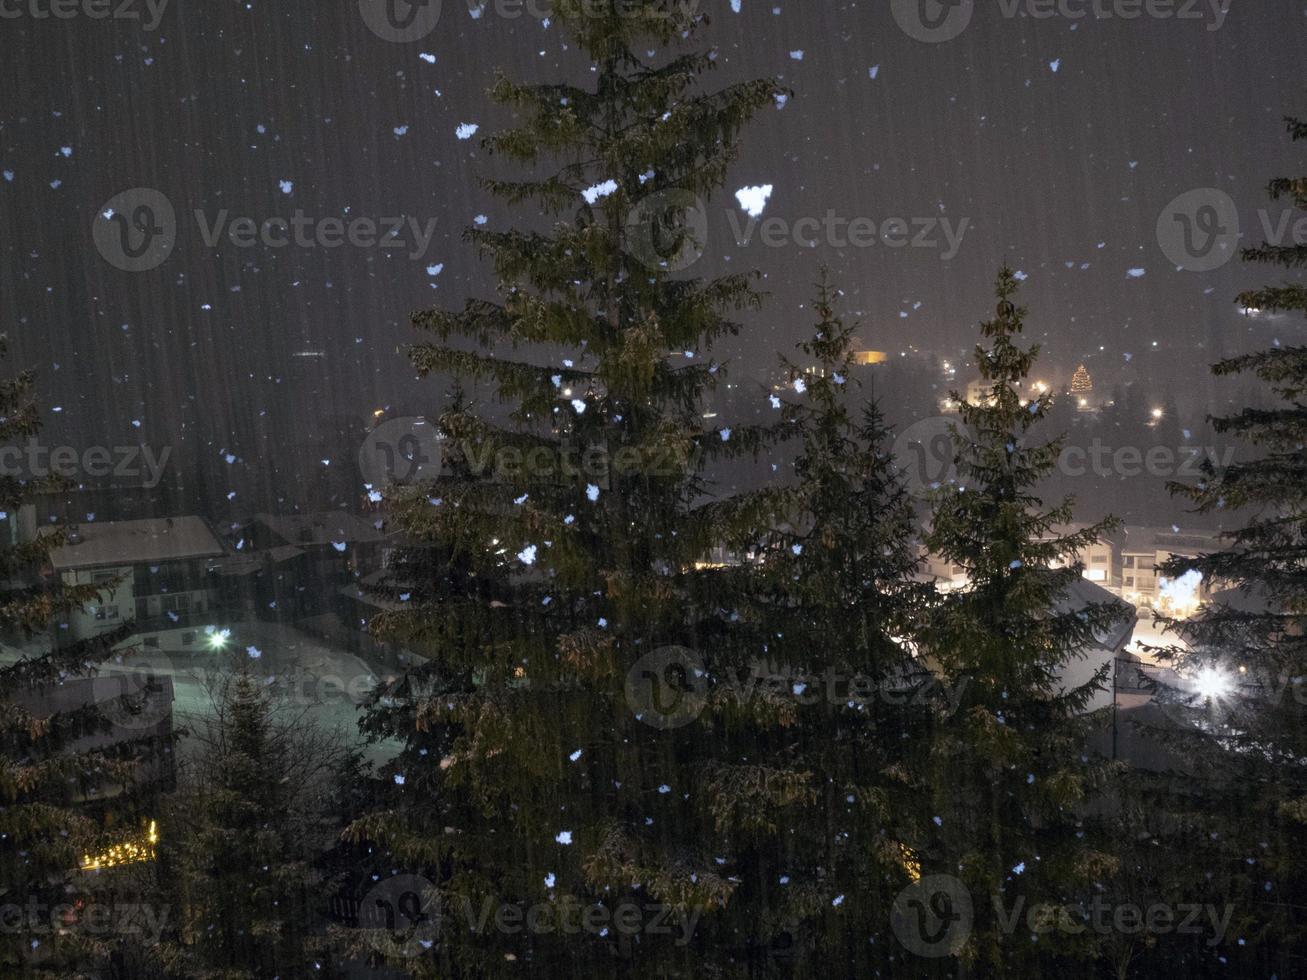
851 348 888 365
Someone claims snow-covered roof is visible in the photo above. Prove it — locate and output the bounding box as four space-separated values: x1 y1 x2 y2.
1057 575 1137 653
46 517 224 571
1116 525 1223 555
255 511 385 547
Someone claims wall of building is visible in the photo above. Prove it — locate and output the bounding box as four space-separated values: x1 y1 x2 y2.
60 559 220 646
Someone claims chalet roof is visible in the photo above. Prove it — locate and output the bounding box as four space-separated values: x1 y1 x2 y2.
45 517 224 571
255 511 385 547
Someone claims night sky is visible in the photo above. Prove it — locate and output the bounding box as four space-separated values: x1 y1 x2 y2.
2 0 1304 514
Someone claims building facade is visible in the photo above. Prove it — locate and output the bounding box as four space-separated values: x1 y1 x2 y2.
44 516 227 652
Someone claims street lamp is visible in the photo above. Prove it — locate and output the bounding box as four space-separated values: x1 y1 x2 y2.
1194 667 1231 702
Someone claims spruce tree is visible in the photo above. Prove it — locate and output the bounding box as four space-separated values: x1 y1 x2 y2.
147 669 347 977
345 3 789 976
689 275 942 973
913 270 1127 973
0 338 149 977
1149 113 1307 971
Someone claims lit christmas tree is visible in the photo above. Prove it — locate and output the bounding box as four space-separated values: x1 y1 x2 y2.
1070 363 1093 393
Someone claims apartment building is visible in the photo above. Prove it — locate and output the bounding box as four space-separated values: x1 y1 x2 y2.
44 516 227 651
926 526 1113 590
1116 525 1222 613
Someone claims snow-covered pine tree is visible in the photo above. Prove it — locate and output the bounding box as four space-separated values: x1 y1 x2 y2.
917 270 1128 973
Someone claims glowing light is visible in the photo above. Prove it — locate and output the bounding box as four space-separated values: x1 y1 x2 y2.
851 349 888 365
897 843 921 882
81 821 158 871
1158 569 1203 618
1151 407 1164 420
207 628 230 650
1194 667 1231 702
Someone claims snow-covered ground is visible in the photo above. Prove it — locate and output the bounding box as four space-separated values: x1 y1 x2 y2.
188 621 402 768
92 620 405 766
1124 611 1192 666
